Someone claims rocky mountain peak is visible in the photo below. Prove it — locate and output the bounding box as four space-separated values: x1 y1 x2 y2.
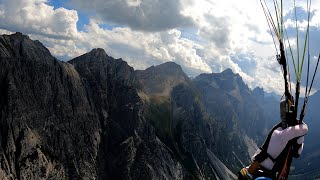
70 48 109 63
253 86 264 96
69 48 135 89
90 48 107 55
136 61 190 96
253 86 265 104
0 32 51 59
194 69 250 97
143 61 185 77
220 68 243 81
221 68 234 75
157 61 182 70
4 32 26 40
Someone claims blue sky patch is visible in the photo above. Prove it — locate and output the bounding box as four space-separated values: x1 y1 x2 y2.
47 0 89 31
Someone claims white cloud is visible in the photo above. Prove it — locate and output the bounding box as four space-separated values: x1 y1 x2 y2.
179 0 281 90
78 21 212 75
0 0 212 76
126 0 142 7
1 0 320 95
29 34 87 58
253 56 284 94
311 9 320 27
0 29 13 35
0 0 79 39
69 0 194 32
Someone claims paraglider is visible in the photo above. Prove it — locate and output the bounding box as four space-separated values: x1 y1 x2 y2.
238 0 320 179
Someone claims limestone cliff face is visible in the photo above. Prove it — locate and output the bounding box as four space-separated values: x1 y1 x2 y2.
0 32 86 179
0 33 184 179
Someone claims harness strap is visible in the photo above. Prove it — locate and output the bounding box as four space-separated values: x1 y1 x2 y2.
255 122 282 164
245 123 284 179
257 147 276 162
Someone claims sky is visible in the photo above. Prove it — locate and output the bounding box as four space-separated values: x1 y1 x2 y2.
0 0 320 95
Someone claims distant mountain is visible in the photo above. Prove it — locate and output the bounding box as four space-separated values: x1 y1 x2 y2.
193 69 275 140
252 87 279 132
137 62 238 178
252 86 265 103
136 62 191 96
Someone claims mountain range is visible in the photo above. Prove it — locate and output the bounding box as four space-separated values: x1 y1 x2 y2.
0 32 319 179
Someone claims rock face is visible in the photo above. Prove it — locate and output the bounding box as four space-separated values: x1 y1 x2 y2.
0 33 78 179
69 48 184 180
0 33 184 179
137 63 242 178
136 62 191 96
193 69 272 141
